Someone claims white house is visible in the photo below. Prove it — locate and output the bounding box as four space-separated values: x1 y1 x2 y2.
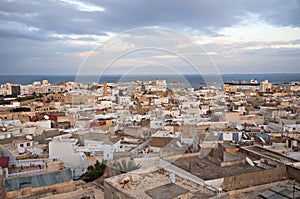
150 119 164 129
117 96 131 105
49 137 86 179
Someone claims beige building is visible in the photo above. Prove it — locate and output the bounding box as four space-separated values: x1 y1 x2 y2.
259 80 272 93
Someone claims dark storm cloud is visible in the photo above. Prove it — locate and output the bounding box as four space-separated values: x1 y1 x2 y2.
1 0 299 40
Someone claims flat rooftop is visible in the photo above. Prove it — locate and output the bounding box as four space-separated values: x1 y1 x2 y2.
243 145 298 163
171 154 262 180
151 131 180 138
105 167 216 199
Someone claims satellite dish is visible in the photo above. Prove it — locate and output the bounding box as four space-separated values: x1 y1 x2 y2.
176 141 183 148
242 133 248 140
259 137 266 143
44 115 49 120
246 157 255 167
170 172 176 183
17 147 25 154
26 135 33 140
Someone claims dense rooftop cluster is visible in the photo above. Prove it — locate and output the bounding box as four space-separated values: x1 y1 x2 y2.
0 79 300 198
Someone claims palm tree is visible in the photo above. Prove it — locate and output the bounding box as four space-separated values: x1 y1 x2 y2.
111 159 142 174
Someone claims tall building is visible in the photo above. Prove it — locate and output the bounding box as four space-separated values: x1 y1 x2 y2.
11 85 20 97
259 80 272 93
103 82 108 96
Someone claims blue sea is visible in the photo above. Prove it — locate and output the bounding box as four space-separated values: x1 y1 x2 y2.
0 74 300 88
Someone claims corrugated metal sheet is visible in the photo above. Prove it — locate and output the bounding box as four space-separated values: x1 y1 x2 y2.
5 168 72 192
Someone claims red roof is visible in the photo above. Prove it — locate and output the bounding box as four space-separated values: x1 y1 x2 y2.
0 156 9 168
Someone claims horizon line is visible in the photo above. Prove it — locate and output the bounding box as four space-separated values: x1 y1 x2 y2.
1 72 300 76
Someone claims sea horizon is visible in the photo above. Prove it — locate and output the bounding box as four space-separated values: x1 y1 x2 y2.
0 73 300 88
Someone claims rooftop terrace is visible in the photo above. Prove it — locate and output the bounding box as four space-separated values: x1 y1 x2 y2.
105 167 216 199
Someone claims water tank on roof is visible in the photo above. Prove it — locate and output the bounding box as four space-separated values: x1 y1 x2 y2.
26 135 33 140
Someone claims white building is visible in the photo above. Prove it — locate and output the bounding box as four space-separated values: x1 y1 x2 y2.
156 80 167 88
49 137 86 179
0 130 11 139
284 124 300 133
150 119 164 129
0 83 12 96
117 96 131 105
24 120 51 129
79 139 125 160
20 85 34 95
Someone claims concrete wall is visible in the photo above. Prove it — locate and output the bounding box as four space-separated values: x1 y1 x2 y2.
149 137 179 148
34 129 60 144
287 165 300 183
49 140 86 179
5 180 81 199
225 112 240 123
220 159 245 167
104 180 135 199
46 161 64 171
123 127 143 138
0 135 26 145
220 167 288 191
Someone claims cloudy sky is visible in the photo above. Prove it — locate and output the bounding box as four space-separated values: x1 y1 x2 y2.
0 0 300 75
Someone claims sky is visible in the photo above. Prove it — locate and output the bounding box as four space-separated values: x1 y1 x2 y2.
0 0 300 75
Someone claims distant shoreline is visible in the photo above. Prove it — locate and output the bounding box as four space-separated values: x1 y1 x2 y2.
0 74 299 88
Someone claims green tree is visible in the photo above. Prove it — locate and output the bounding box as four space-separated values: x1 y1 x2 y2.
80 160 107 182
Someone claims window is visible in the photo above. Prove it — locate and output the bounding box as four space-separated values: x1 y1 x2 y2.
27 143 30 147
20 144 24 147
